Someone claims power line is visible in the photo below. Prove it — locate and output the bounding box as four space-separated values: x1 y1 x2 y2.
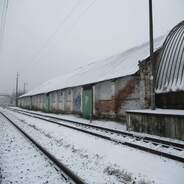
0 0 6 33
0 0 8 52
27 0 96 66
66 0 96 34
26 0 82 64
43 0 97 60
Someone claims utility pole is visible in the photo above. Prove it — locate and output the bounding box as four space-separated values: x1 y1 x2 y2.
23 82 27 94
15 72 19 107
149 0 155 110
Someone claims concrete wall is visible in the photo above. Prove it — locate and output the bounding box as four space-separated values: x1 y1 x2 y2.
139 51 160 108
94 80 115 117
18 74 143 120
94 75 143 119
49 91 58 112
31 94 44 110
64 88 73 113
57 90 65 112
126 112 184 140
115 75 143 116
72 87 82 113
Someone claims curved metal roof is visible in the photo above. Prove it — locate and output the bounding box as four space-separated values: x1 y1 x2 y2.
156 21 184 93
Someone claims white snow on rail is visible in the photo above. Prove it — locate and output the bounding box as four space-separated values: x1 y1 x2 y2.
21 36 165 97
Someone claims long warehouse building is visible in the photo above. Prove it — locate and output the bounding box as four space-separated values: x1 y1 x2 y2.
18 21 184 121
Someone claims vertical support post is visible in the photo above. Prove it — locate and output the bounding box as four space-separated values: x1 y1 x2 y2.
90 87 93 123
71 89 73 112
15 72 19 107
23 82 27 94
80 88 83 113
149 0 155 110
92 85 96 116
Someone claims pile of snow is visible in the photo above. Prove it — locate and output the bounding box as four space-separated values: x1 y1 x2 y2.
21 36 165 97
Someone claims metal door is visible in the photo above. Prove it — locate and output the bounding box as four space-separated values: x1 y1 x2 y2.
83 89 93 119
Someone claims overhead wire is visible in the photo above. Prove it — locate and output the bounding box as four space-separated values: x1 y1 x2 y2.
0 0 6 36
0 0 8 53
27 0 97 66
26 0 82 65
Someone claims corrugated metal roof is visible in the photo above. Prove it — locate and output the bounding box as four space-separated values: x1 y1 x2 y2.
21 36 165 98
156 21 184 93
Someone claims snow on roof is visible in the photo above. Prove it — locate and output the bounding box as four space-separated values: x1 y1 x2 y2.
21 36 165 97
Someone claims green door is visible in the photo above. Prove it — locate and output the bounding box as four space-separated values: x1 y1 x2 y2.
83 89 93 119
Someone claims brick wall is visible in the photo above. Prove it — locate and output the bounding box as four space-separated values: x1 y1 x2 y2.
139 51 161 108
94 75 143 119
95 81 116 117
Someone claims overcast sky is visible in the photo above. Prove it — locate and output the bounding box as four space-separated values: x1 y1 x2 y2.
0 0 183 94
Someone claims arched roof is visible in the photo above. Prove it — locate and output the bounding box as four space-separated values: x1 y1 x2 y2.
156 21 184 93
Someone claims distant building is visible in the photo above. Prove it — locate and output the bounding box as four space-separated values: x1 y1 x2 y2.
0 95 13 106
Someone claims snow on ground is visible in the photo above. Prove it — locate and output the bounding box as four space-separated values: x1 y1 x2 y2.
14 109 184 158
12 107 184 146
0 113 70 184
12 107 127 131
4 109 184 184
11 107 184 152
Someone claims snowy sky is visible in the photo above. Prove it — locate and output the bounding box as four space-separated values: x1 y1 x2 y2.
0 0 183 94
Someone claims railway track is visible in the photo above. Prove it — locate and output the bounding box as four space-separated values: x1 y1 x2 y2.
0 111 85 184
8 108 184 163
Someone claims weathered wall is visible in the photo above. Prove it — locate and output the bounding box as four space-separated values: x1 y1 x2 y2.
57 90 65 112
31 94 44 110
115 75 143 116
64 88 73 113
94 75 143 119
49 91 58 112
31 96 37 110
72 87 82 113
26 96 32 109
19 74 145 120
139 51 161 108
95 80 115 117
126 112 184 140
139 60 152 108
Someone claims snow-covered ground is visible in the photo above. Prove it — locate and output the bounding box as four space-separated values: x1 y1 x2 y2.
0 113 70 184
12 107 127 131
12 108 184 159
12 107 184 146
2 108 184 184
